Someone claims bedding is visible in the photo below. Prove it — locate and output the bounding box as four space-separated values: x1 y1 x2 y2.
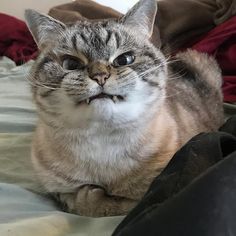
0 57 123 236
0 14 37 65
0 57 235 236
0 0 236 233
0 47 235 236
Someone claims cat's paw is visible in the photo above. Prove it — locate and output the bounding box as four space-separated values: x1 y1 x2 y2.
75 185 107 216
77 185 105 204
58 185 137 217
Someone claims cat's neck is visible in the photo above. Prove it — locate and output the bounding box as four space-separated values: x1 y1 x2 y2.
42 100 179 161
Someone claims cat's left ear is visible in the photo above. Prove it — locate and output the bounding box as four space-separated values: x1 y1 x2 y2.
121 0 157 37
24 9 66 50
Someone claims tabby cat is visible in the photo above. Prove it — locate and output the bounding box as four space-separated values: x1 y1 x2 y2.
25 0 223 217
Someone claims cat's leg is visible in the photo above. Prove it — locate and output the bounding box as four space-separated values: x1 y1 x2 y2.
57 186 138 217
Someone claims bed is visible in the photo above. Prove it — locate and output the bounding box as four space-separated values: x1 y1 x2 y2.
0 0 236 235
0 57 124 236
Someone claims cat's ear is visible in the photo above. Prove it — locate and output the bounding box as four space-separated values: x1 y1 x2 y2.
121 0 157 37
24 9 66 49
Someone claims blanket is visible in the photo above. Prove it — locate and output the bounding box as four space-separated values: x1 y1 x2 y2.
0 14 37 65
0 57 123 236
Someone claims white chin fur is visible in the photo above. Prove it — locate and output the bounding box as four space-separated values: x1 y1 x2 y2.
53 82 162 129
56 94 151 128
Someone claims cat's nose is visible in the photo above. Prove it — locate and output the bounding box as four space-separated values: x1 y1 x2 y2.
88 62 110 87
90 72 110 87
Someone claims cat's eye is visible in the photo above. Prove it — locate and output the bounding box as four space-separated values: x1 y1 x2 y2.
113 52 135 67
62 56 84 70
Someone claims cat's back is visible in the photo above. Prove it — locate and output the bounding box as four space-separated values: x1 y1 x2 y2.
166 49 224 133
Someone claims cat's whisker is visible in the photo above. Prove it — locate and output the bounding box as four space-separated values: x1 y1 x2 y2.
25 77 58 90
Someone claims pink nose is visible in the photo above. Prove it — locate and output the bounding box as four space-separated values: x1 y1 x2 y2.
90 73 110 86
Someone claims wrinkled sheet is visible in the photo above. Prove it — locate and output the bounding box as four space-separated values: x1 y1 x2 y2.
0 57 123 236
0 182 122 236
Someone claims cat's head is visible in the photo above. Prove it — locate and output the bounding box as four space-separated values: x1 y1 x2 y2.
25 0 167 128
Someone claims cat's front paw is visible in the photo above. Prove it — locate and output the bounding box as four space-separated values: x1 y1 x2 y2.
75 185 107 217
58 185 137 217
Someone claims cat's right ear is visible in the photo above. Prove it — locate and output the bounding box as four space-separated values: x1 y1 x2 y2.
24 9 66 50
120 0 157 38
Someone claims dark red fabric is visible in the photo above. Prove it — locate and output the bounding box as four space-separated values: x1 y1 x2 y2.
0 13 38 65
192 16 236 103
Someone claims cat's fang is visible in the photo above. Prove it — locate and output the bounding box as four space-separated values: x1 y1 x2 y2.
112 96 119 103
86 99 90 104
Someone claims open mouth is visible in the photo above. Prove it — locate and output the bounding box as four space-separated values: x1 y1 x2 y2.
84 93 124 104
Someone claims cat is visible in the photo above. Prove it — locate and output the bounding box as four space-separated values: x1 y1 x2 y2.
24 0 224 217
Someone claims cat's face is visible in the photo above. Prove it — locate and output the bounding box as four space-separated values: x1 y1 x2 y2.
26 0 167 127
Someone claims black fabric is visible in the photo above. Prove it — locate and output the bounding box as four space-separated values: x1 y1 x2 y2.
113 115 236 236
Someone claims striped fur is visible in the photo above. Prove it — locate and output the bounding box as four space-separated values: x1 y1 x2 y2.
25 0 223 217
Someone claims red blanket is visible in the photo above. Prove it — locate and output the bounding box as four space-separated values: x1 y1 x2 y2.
0 13 37 65
192 16 236 103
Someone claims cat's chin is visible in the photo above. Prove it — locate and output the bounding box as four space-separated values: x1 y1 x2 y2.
77 94 125 106
89 97 115 105
87 98 115 119
60 92 150 128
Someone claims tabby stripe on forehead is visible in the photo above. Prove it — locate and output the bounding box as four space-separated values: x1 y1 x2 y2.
92 34 104 48
71 33 77 50
105 30 112 45
80 33 88 43
114 32 121 48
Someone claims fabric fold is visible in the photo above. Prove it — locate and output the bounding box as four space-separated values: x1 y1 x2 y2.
0 13 37 65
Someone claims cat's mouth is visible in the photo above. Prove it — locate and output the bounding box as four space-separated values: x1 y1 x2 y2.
82 93 124 104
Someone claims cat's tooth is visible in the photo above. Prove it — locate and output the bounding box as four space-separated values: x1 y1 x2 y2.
86 99 90 104
112 96 118 103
